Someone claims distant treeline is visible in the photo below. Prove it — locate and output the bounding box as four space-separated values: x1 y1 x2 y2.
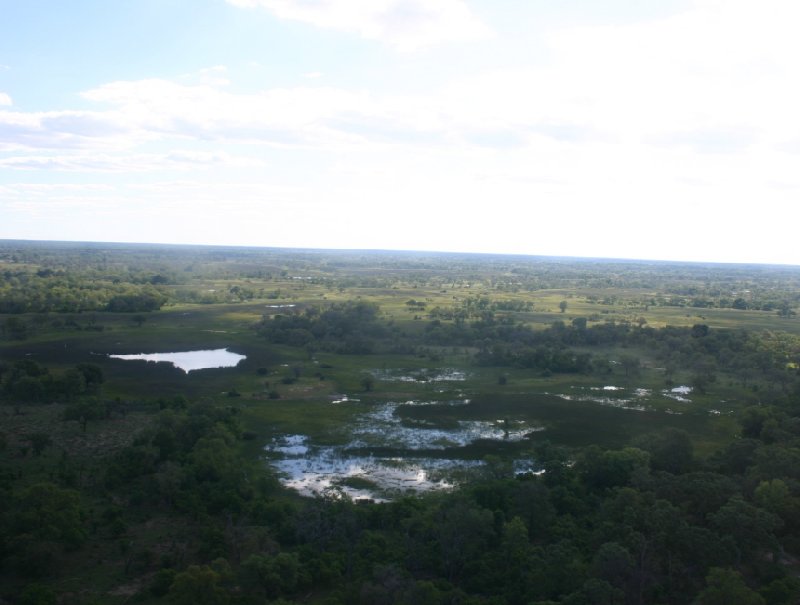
257 302 800 393
2 240 800 315
0 270 167 313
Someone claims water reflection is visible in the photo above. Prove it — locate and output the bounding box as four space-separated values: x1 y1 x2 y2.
109 348 246 373
266 398 544 500
268 437 467 501
370 368 467 382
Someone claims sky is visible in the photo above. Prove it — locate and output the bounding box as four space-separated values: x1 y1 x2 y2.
1 0 800 265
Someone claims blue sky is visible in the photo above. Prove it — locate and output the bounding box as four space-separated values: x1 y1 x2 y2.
1 0 799 264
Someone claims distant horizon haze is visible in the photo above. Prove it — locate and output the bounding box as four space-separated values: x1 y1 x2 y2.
2 237 798 269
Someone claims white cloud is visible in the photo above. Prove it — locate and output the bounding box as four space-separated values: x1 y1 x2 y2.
81 78 387 147
194 65 231 87
0 80 379 151
4 0 794 156
0 93 11 106
226 0 492 51
0 108 134 151
0 150 264 172
533 0 800 148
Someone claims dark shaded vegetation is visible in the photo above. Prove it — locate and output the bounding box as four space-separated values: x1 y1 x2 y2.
3 376 800 604
2 240 800 603
256 301 389 354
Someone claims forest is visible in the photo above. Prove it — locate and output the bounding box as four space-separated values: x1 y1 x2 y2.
2 239 800 604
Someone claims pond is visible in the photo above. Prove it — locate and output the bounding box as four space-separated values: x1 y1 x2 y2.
108 348 246 373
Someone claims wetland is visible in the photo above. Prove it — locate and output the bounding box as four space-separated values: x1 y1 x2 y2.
2 241 800 604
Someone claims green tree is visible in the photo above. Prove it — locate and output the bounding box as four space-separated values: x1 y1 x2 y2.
759 576 800 605
572 316 588 330
239 552 301 599
2 316 29 340
360 373 375 392
578 446 650 491
75 363 104 387
694 568 765 605
634 428 694 474
13 482 86 549
59 368 86 400
590 542 634 596
710 497 781 564
619 355 640 378
27 433 52 457
18 583 57 605
11 376 46 402
168 565 229 605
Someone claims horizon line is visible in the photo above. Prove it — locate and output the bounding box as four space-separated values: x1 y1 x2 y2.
1 237 799 269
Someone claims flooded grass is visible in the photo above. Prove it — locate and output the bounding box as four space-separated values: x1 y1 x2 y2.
370 368 468 383
266 435 473 501
259 366 741 500
263 382 721 500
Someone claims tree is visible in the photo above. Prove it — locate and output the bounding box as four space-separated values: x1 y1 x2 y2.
572 316 587 330
691 359 718 394
11 376 46 402
619 355 641 378
168 565 229 605
559 301 568 313
776 302 795 318
590 542 634 595
74 364 104 395
60 368 86 400
634 428 694 474
27 433 52 457
434 498 494 581
694 568 765 605
759 577 800 605
63 399 105 432
2 316 29 340
578 446 650 491
239 553 300 599
13 482 86 550
710 497 781 564
360 374 375 392
18 583 57 605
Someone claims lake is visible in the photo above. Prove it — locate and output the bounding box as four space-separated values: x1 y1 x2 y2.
109 348 246 373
